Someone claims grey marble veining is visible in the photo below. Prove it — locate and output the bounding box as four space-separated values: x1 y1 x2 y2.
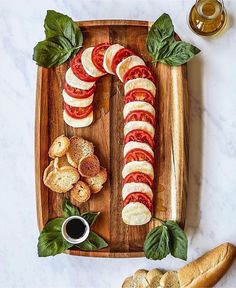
0 0 235 287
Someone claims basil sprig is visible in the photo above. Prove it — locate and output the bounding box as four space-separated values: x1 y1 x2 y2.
33 10 83 68
144 219 187 261
147 13 200 66
37 199 108 257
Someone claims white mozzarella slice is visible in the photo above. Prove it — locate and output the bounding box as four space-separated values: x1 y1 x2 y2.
116 55 146 82
123 101 155 119
123 141 154 158
81 47 106 77
63 110 93 128
103 44 124 74
122 202 152 225
122 183 153 200
124 78 156 96
122 161 154 180
65 68 95 90
62 90 94 107
124 121 155 139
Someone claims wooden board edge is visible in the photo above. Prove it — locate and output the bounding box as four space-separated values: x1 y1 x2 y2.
67 250 144 258
77 19 149 27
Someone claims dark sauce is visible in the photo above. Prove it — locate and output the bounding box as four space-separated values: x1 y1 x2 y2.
66 218 86 239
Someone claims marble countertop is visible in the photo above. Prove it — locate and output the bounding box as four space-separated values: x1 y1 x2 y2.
0 0 236 287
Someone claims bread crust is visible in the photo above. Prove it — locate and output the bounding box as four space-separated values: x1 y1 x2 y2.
48 135 70 158
160 271 180 288
84 167 107 193
146 269 163 288
43 160 55 183
78 154 100 177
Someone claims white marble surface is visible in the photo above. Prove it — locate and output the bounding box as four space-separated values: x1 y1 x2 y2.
0 0 236 287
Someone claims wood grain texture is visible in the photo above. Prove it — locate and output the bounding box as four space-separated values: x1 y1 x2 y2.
35 20 189 258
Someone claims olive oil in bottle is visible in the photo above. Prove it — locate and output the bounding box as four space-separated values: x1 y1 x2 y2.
189 0 227 36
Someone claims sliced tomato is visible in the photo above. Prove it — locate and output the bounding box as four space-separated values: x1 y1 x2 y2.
111 48 134 74
123 65 155 84
124 129 154 149
124 110 155 126
64 103 93 119
124 89 155 106
92 43 110 73
70 51 99 82
123 172 153 187
124 148 154 166
124 192 152 211
64 82 96 99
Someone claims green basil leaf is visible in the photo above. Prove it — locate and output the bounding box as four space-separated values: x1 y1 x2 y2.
159 41 201 66
62 199 80 218
33 36 74 68
44 10 83 47
75 231 108 251
165 221 188 260
146 13 174 59
37 218 73 257
144 225 170 260
81 212 100 226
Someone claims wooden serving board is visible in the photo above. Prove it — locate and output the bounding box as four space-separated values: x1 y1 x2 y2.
35 20 189 257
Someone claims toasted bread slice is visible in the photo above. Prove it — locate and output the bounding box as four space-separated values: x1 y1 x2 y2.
66 136 94 168
43 160 55 183
146 269 163 288
122 276 135 288
159 271 180 288
84 167 107 193
54 155 72 169
78 154 100 177
44 166 79 193
133 270 149 288
48 135 70 159
70 181 91 205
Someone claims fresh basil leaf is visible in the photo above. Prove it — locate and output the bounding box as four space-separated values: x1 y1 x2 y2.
37 218 73 257
165 221 188 260
159 41 201 66
75 232 108 251
144 225 170 260
33 36 75 68
146 13 174 59
44 10 83 47
81 212 100 226
62 199 80 218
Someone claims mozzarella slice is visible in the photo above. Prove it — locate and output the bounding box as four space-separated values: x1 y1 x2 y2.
116 55 145 82
124 78 156 96
103 44 124 74
81 47 106 77
123 101 155 119
63 110 93 128
63 90 94 107
124 121 155 139
124 141 154 158
122 161 154 180
122 183 153 200
65 68 95 90
122 202 152 225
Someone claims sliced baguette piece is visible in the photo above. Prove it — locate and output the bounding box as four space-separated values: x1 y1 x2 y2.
122 161 154 180
123 101 156 119
84 166 107 193
133 269 149 288
66 136 94 168
124 121 155 139
44 166 79 193
63 110 93 128
124 141 154 158
103 44 124 74
48 135 70 158
70 180 91 204
146 269 163 288
43 160 55 183
62 89 94 107
122 182 153 200
124 78 156 97
78 154 100 177
122 202 152 225
54 155 72 169
65 68 95 90
81 47 106 77
116 55 145 82
178 242 236 288
122 276 135 288
159 271 180 288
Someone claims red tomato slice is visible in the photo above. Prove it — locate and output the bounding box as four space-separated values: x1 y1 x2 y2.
124 110 155 126
71 51 99 82
124 89 155 106
64 82 96 99
124 148 154 166
123 192 152 211
111 48 134 74
64 103 93 119
123 172 153 187
124 129 154 149
123 65 155 84
92 43 110 73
